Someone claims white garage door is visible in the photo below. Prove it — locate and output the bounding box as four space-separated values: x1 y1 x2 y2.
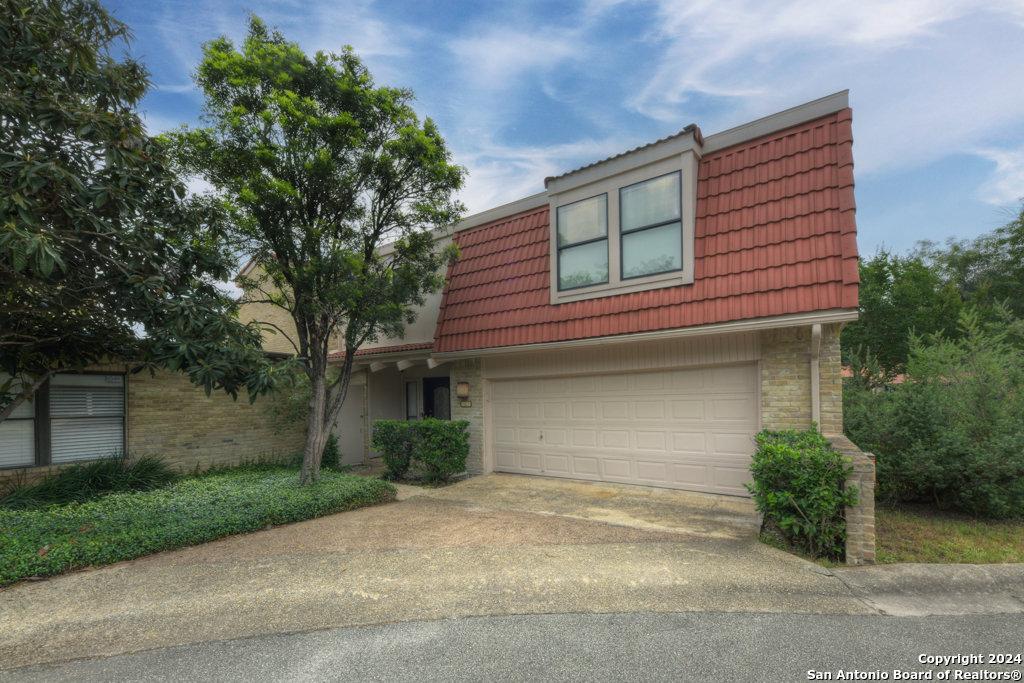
491 364 758 496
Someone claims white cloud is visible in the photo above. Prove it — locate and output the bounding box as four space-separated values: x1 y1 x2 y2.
976 144 1024 205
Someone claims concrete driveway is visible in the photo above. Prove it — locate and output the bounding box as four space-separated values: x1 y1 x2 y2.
419 472 761 539
11 471 1002 673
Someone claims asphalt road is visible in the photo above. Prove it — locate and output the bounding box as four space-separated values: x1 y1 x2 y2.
5 612 1023 683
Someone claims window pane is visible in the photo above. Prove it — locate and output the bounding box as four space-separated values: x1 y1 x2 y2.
559 239 609 289
557 194 607 247
51 417 124 463
0 418 34 468
622 223 682 278
620 172 681 232
406 382 417 420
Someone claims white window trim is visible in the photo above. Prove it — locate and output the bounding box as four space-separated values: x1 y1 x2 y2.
547 135 700 305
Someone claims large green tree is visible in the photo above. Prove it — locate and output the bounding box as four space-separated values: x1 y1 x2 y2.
841 249 963 375
0 0 293 424
166 17 465 484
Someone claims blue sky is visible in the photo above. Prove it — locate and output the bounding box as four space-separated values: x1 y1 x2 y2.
107 0 1024 258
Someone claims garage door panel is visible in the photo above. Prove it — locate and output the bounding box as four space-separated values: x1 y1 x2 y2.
601 401 629 419
491 364 757 497
671 400 705 420
711 432 756 456
636 460 670 483
571 429 598 447
601 458 632 479
671 431 708 454
635 401 666 419
635 431 667 451
519 451 543 471
571 456 600 476
712 465 752 495
710 396 757 422
672 463 710 487
602 430 630 449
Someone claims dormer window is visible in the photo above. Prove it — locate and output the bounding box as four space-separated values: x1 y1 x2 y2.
546 127 700 305
557 194 609 291
620 172 682 279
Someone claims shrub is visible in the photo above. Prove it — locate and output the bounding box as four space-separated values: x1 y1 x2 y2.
745 429 859 560
845 305 1024 518
0 453 179 511
413 418 470 483
371 419 471 483
0 469 396 586
320 433 342 471
371 421 417 480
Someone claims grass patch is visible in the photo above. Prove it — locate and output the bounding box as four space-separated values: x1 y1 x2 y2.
0 468 396 586
876 505 1024 564
0 454 179 511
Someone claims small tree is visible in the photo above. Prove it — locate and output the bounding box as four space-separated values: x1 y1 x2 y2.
0 0 293 423
167 16 465 484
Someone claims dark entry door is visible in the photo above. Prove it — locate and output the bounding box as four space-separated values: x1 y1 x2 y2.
422 377 451 420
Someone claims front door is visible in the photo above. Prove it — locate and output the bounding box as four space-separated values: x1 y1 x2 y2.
422 377 451 420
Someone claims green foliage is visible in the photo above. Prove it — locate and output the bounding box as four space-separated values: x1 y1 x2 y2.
164 15 466 485
0 468 396 586
845 305 1024 518
371 420 417 480
0 453 178 511
320 433 342 471
0 0 295 422
841 249 962 374
745 429 859 560
413 418 470 483
371 419 470 483
915 202 1024 318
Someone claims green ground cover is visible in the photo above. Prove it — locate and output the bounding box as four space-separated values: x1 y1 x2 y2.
0 468 395 586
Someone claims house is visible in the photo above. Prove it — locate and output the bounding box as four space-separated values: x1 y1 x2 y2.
2 90 861 507
293 90 862 498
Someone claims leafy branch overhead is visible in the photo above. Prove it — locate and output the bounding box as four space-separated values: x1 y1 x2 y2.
0 0 296 424
165 16 466 484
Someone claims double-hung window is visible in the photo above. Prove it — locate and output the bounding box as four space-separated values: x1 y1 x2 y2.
557 194 609 291
620 171 683 279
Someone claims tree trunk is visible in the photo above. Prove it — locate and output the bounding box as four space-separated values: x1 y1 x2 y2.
299 360 330 486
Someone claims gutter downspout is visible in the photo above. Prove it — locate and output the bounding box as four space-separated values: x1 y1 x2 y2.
810 324 822 431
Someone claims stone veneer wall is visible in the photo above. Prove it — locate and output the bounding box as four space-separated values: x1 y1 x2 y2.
0 368 305 485
449 358 484 476
832 435 877 565
760 324 843 435
127 369 306 472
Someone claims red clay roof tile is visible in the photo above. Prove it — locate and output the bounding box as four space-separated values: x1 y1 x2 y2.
433 110 859 353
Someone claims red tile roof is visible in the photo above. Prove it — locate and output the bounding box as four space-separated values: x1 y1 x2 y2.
434 109 859 353
327 342 434 359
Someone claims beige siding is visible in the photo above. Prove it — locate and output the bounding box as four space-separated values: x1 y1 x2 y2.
481 332 760 380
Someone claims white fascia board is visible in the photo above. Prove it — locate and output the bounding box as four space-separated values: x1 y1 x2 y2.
328 349 434 365
545 130 702 196
432 308 859 360
702 90 849 154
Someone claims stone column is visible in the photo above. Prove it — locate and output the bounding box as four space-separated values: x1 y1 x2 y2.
831 435 876 565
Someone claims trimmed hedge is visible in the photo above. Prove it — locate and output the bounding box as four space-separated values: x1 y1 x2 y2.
0 469 396 586
371 419 470 483
745 429 859 560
